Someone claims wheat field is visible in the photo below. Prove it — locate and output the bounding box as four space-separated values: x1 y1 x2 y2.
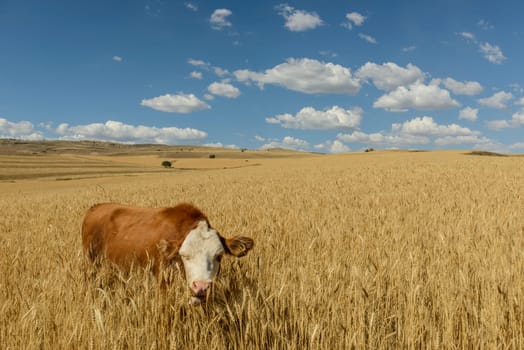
1 150 523 349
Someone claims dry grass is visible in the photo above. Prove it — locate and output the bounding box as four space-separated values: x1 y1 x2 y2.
1 150 524 349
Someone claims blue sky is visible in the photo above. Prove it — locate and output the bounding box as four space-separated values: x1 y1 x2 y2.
1 0 524 153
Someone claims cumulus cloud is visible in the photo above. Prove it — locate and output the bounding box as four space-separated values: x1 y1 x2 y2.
486 108 524 130
266 106 362 130
185 2 198 11
337 116 482 149
485 120 511 131
261 136 310 151
441 78 483 95
203 142 239 149
356 62 425 91
516 97 524 106
0 118 44 140
459 32 476 41
373 83 460 111
478 91 513 109
141 93 210 113
510 142 524 150
55 120 207 144
337 130 430 147
276 4 323 32
210 9 232 30
112 56 123 62
459 107 479 121
341 12 366 30
391 116 479 137
187 59 229 78
190 71 202 79
213 67 229 77
359 33 377 44
434 135 495 147
234 58 361 95
346 12 366 26
512 109 524 125
188 59 208 67
314 140 350 153
480 42 506 64
207 82 241 98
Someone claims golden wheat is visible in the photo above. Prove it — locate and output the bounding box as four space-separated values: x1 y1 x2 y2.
1 151 523 349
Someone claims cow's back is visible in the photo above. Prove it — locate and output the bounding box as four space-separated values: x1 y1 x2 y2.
82 203 165 267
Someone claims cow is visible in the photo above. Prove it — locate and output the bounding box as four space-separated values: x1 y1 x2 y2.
82 202 254 305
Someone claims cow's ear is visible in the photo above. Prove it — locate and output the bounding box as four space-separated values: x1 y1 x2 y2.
157 239 179 260
223 236 254 257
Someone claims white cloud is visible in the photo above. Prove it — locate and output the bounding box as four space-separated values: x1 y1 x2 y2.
207 82 241 98
112 56 123 62
254 135 265 142
459 32 476 41
356 62 425 91
0 118 44 140
203 142 239 149
402 46 416 53
346 12 366 26
276 4 323 32
479 42 506 64
359 33 377 44
478 91 513 109
485 120 511 130
210 9 232 30
185 2 198 11
516 97 524 106
55 120 207 144
315 140 350 153
234 58 361 95
510 142 524 150
478 19 494 31
337 130 430 147
141 93 210 113
512 109 524 125
266 106 362 130
187 59 230 79
188 59 208 67
434 135 494 146
441 78 483 95
373 83 460 111
337 116 482 149
485 109 524 131
261 136 310 151
391 116 479 137
190 71 202 80
213 67 229 77
459 107 479 121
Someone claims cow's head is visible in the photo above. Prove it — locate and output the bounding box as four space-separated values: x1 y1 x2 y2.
158 220 254 305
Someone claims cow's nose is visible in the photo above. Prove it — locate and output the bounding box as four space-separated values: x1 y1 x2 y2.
191 281 211 297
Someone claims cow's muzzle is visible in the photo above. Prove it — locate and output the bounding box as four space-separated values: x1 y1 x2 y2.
190 281 211 305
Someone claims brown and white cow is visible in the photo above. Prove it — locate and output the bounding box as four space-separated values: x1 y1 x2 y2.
82 202 254 304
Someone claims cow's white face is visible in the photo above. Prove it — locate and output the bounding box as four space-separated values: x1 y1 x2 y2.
178 220 225 304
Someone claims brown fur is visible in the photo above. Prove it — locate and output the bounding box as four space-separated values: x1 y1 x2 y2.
82 202 254 273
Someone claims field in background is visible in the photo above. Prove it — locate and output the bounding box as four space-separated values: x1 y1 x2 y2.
1 143 523 348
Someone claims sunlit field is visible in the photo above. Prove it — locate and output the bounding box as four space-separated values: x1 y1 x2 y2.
1 148 523 349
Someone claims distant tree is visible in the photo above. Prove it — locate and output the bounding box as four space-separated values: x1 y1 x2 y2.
161 160 172 168
209 154 216 159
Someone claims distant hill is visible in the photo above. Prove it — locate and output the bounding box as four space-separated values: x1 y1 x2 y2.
0 139 318 158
